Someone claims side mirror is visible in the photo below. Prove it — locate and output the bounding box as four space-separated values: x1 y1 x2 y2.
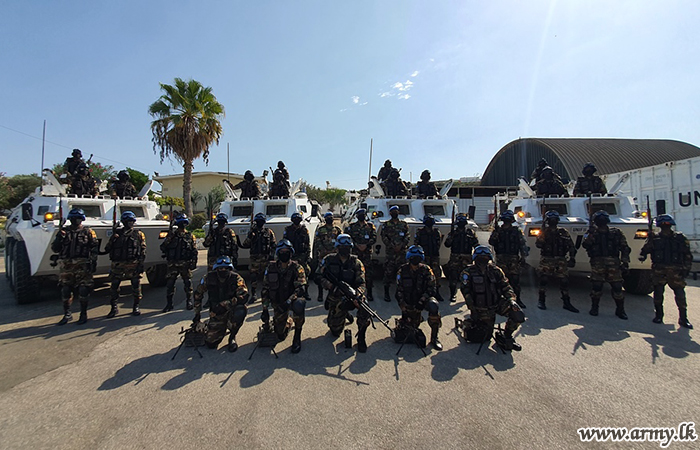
21 203 33 221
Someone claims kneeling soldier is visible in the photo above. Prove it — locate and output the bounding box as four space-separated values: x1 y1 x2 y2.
105 211 146 317
192 256 248 352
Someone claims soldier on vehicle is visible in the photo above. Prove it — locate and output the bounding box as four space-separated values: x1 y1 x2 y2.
414 214 444 301
203 212 238 271
269 169 290 197
261 239 308 353
234 170 263 199
51 208 99 325
63 148 85 177
104 211 146 317
240 212 276 303
70 162 100 197
381 205 410 302
192 256 248 352
534 167 567 197
344 209 377 301
276 161 290 186
284 212 312 300
573 163 608 196
383 168 409 197
639 214 694 329
530 158 550 183
110 170 138 198
535 210 579 313
489 210 529 309
445 213 479 302
160 214 198 312
395 245 443 350
582 210 631 319
313 212 342 301
318 234 371 352
377 159 394 182
416 170 439 198
459 246 525 351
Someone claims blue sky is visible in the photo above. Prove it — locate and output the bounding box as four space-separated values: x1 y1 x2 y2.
2 1 699 190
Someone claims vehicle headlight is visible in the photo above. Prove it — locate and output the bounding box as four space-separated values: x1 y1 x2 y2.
159 231 169 239
528 228 541 237
634 230 649 239
44 212 56 222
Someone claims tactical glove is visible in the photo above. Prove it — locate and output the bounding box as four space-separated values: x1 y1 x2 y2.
567 258 576 268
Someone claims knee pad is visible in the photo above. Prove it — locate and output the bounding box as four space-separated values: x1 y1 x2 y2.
509 308 526 324
78 286 91 298
426 298 440 315
231 305 247 324
291 299 306 317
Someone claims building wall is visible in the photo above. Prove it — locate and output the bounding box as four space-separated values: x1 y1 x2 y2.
156 173 244 213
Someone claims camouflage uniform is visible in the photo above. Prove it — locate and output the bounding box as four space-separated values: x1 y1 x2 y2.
573 176 607 196
193 270 248 349
381 218 410 287
70 174 99 196
269 169 290 197
416 181 438 198
110 180 137 198
535 226 577 310
160 228 198 310
414 225 444 301
203 226 238 270
261 259 307 339
63 155 84 176
582 226 630 317
241 226 276 297
445 227 479 298
489 225 529 305
105 226 146 315
284 223 311 275
233 180 262 199
319 253 370 337
535 178 566 196
396 262 442 348
344 220 377 299
313 223 343 299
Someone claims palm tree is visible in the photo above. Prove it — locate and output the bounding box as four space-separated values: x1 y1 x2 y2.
149 78 225 217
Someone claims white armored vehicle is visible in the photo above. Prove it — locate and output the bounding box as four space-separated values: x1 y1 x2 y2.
503 177 654 294
4 170 171 303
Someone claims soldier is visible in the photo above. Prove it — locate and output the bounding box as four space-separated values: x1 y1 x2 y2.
63 149 85 176
276 161 290 186
284 212 311 300
110 170 138 198
234 170 263 199
70 162 100 197
51 208 99 325
639 214 694 329
534 167 567 197
459 246 525 351
344 209 377 301
192 256 248 352
445 213 480 302
261 240 307 353
240 212 276 303
535 210 579 312
488 210 529 309
203 212 238 271
396 245 443 350
383 168 409 197
530 158 550 183
381 205 410 302
573 163 608 196
582 210 631 319
414 214 445 301
104 211 146 317
416 170 439 198
377 159 394 182
319 234 371 352
160 214 198 312
269 169 290 197
314 212 343 301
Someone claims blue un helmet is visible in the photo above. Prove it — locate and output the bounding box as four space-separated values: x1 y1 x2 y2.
323 212 334 220
592 210 610 225
582 162 597 175
216 212 228 222
472 245 493 261
291 212 303 224
335 233 353 248
275 239 295 256
656 214 676 227
406 245 425 262
254 212 267 222
423 214 435 226
455 213 469 225
355 208 367 220
67 208 86 221
213 256 234 270
499 210 515 222
175 214 189 227
120 211 137 223
389 205 400 213
544 210 560 224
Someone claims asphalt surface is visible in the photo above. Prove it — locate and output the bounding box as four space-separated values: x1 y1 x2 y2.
0 252 698 449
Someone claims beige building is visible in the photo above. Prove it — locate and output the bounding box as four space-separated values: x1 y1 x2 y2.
154 171 245 213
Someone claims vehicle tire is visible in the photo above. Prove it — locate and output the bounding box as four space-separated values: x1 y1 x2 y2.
5 237 15 290
146 263 168 287
623 269 654 295
12 240 41 304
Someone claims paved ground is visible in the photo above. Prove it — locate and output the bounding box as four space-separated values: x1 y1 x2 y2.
0 253 698 449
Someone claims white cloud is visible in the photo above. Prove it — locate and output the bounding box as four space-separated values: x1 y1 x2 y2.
411 71 419 77
392 82 404 90
351 96 359 104
379 92 392 98
398 94 411 100
339 108 348 112
360 102 368 106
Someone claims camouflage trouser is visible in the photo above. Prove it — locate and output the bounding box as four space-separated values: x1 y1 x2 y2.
249 254 269 290
590 257 624 302
652 265 688 309
109 261 142 301
326 295 370 336
165 261 193 299
269 299 305 338
425 255 442 279
495 254 522 299
402 301 441 333
354 250 373 280
207 254 238 272
538 256 569 297
469 299 524 334
446 254 472 288
293 255 311 277
384 249 406 285
205 305 247 347
59 258 93 305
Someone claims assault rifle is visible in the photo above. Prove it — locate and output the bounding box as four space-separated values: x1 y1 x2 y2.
493 195 499 231
450 200 456 235
50 194 66 267
646 196 653 238
171 321 206 360
587 191 594 232
207 204 215 237
112 197 119 232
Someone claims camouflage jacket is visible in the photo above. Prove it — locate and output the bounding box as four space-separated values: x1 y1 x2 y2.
110 180 137 198
460 262 516 310
573 176 607 196
284 224 310 259
51 225 99 260
241 227 276 258
536 226 576 258
396 262 436 307
262 260 307 305
416 181 438 198
193 270 248 310
233 180 262 199
105 227 146 263
160 229 197 263
381 219 410 251
446 227 479 255
70 175 99 197
535 179 566 196
314 224 343 260
203 226 238 260
319 253 366 301
344 221 376 256
582 227 630 261
489 226 528 257
640 231 692 269
414 226 442 257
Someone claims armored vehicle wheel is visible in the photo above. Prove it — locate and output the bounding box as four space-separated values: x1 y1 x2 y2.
146 263 168 287
5 237 15 289
623 269 654 295
12 240 40 304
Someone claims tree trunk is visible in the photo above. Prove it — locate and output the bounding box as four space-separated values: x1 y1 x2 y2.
183 160 193 217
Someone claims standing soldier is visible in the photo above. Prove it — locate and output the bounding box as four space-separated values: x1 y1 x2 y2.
488 210 529 309
70 163 100 197
535 210 579 312
396 245 443 350
459 246 525 351
582 211 631 319
234 170 263 199
314 212 343 301
381 205 410 302
51 208 99 325
573 163 607 196
318 234 371 352
160 214 198 312
530 158 550 183
639 215 693 329
269 169 290 197
63 148 85 176
240 212 276 303
276 161 290 186
344 209 377 301
414 214 444 301
534 167 567 197
445 213 480 302
377 159 394 182
192 256 248 352
383 169 409 197
203 213 238 271
104 211 146 317
416 170 439 198
261 240 308 353
284 212 311 300
110 170 138 198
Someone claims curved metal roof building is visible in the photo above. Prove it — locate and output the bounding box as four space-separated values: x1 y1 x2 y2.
481 138 700 186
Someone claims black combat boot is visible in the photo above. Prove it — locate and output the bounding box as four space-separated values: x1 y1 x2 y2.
589 298 600 316
185 296 194 311
430 327 443 350
614 300 628 320
562 295 579 313
357 328 367 353
162 296 174 313
291 327 302 353
516 294 526 309
384 284 391 302
228 333 238 352
498 329 522 352
678 309 693 329
366 281 374 301
107 300 118 318
77 301 89 325
346 313 354 325
537 292 546 310
132 298 141 316
449 285 457 302
57 301 72 326
317 285 324 302
304 285 311 301
248 288 257 305
652 304 663 323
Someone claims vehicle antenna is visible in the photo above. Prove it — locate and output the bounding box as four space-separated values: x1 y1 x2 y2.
40 120 46 193
367 138 373 182
227 142 230 182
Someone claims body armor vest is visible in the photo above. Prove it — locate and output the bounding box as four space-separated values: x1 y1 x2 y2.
449 228 477 255
109 228 143 262
585 229 623 258
266 262 300 303
416 181 437 197
347 222 373 244
540 228 570 257
651 233 686 265
574 176 605 195
250 228 273 256
209 229 237 258
325 255 359 287
58 227 93 259
466 265 500 310
285 225 309 254
493 227 522 255
416 228 440 257
162 232 195 261
399 264 429 306
206 272 240 304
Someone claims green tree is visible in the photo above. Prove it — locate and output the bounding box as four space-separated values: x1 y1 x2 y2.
149 78 225 217
191 190 203 212
4 174 42 210
126 168 149 192
51 161 116 182
0 173 12 211
204 186 226 216
322 188 347 212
